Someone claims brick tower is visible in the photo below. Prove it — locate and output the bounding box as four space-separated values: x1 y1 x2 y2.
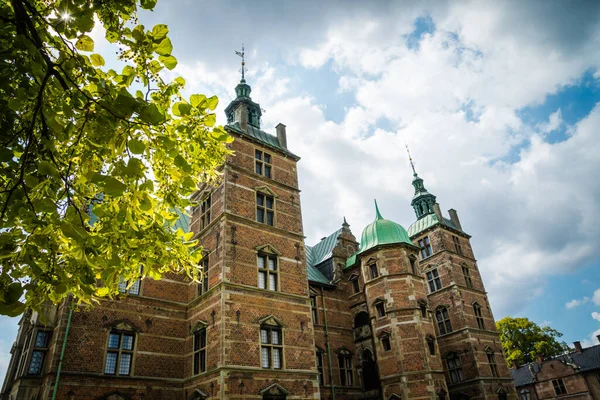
341 202 449 400
185 75 317 398
405 161 516 400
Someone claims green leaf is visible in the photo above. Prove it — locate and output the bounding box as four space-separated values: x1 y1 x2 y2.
174 155 191 172
159 55 177 70
139 104 165 124
154 37 173 56
132 25 145 42
5 283 23 303
149 60 163 74
7 98 21 111
75 35 94 52
106 30 119 43
103 177 127 196
39 161 58 177
128 139 146 154
0 148 13 162
125 158 144 178
203 113 216 127
190 94 206 108
139 193 153 212
173 102 192 117
90 54 105 66
140 0 157 9
152 24 169 40
55 283 68 295
206 95 219 110
0 302 26 317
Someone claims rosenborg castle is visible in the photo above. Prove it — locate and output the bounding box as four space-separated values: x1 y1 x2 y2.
2 76 517 400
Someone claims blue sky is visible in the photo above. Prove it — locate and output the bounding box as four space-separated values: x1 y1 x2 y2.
2 0 600 379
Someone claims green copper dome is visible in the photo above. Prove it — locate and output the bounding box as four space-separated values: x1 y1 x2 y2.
358 200 413 254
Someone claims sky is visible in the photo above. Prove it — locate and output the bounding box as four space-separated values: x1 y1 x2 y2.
3 0 600 381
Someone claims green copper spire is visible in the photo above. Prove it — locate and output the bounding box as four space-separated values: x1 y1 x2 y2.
406 145 436 219
374 199 383 220
358 201 412 254
225 46 262 128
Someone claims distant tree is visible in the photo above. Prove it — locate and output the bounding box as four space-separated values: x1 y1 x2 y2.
496 317 570 366
0 0 232 315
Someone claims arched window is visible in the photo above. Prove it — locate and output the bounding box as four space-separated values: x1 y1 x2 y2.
338 349 353 386
473 303 484 329
435 307 452 335
354 312 370 328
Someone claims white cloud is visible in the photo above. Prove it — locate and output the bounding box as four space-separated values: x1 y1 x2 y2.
566 299 585 309
538 109 563 134
581 329 600 348
593 289 600 306
592 312 600 322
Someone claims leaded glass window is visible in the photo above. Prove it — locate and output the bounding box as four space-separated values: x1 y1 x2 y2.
105 332 135 375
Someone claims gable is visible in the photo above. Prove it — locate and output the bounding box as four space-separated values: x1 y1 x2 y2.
258 314 284 327
255 243 282 255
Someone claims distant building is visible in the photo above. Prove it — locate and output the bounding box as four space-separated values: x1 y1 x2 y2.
1 75 516 399
511 340 600 399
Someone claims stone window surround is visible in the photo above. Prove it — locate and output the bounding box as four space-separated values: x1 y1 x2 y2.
26 329 51 376
255 149 273 179
104 329 136 376
260 323 284 369
337 348 354 387
256 188 276 227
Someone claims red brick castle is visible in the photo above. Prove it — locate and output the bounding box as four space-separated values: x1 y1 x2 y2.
2 75 517 400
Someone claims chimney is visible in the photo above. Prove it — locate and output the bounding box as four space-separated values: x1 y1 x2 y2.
574 341 583 352
448 208 462 230
433 203 443 221
276 123 287 149
234 103 248 131
596 334 600 343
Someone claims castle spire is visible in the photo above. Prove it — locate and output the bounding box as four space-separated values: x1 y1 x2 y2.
405 148 437 219
374 199 383 220
235 44 246 83
405 144 417 176
225 45 262 128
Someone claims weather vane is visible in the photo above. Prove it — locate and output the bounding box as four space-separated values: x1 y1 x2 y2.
405 143 417 175
235 44 246 82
